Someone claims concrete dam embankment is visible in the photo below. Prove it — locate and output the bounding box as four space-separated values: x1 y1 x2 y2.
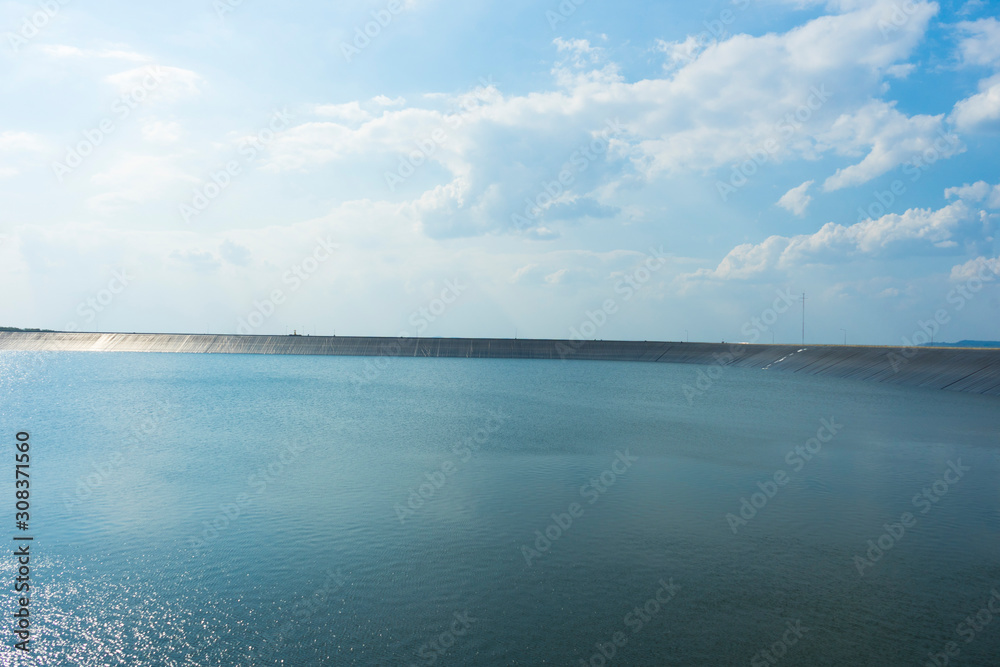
1 332 998 397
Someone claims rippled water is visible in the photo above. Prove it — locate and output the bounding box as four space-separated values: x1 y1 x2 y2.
1 351 998 666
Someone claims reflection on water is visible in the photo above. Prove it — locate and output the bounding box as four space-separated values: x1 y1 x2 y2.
1 351 998 665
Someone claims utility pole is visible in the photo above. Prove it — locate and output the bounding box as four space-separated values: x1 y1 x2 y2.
841 328 846 345
801 293 806 345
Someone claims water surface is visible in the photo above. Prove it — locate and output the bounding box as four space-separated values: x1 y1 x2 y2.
1 351 998 665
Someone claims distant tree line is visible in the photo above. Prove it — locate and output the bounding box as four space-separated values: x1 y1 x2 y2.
0 327 55 332
919 340 1000 348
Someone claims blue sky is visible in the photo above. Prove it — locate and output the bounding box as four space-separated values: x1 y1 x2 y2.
1 0 998 344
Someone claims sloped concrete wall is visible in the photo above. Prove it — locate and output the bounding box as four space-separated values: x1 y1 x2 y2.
1 332 998 397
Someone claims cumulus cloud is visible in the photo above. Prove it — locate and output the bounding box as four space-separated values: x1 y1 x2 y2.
685 191 991 282
105 66 204 102
945 180 1000 208
821 101 963 191
258 0 943 240
778 180 815 216
943 180 992 202
654 36 704 72
949 254 1000 282
955 17 1000 67
553 37 604 64
949 19 1000 134
635 0 938 178
950 73 1000 132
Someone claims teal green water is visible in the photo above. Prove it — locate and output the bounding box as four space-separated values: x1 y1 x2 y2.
1 351 999 665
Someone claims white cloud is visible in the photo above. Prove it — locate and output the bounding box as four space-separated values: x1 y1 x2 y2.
544 268 568 284
105 66 204 102
256 0 944 240
553 37 601 58
88 153 196 212
885 63 916 78
821 101 962 191
550 38 621 88
955 18 1000 67
943 180 991 202
949 255 1000 282
686 193 988 282
949 20 1000 133
313 101 372 124
950 73 1000 132
958 0 988 16
778 180 815 216
944 178 1000 209
509 264 539 284
654 36 704 72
